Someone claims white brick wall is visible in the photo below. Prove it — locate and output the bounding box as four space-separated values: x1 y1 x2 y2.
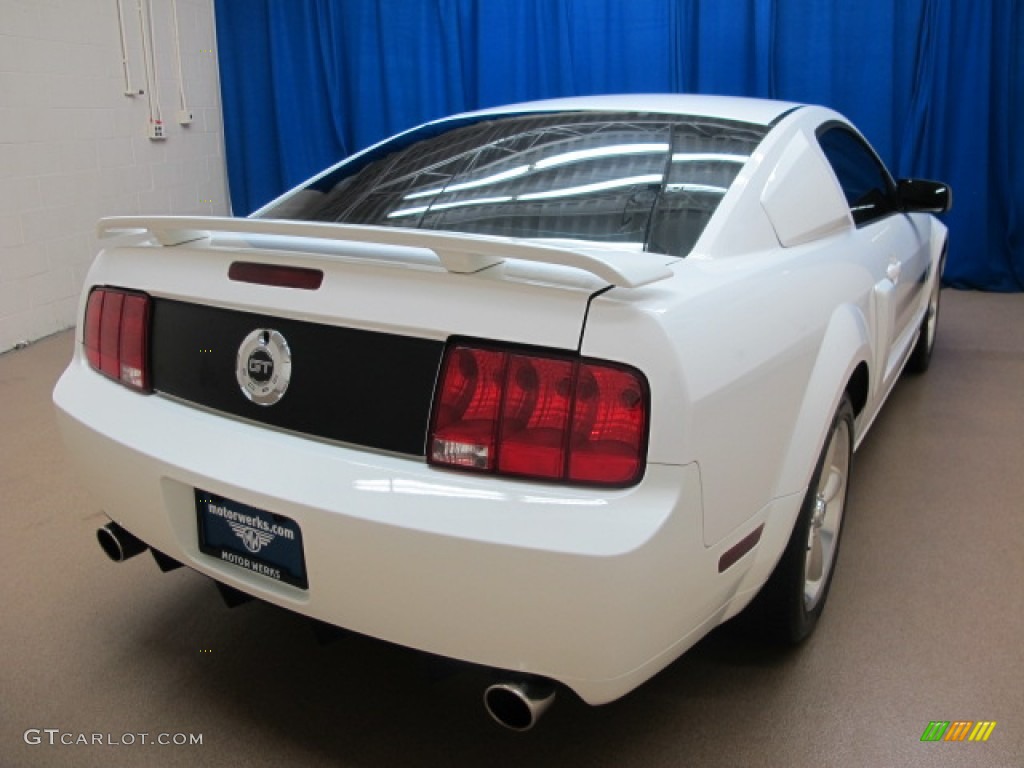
0 0 229 353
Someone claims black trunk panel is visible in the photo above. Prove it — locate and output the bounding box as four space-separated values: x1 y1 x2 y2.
150 299 443 456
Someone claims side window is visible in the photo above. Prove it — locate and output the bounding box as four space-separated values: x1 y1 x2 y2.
817 126 897 226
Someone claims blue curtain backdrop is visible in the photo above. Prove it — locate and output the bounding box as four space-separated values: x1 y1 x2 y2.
214 0 1023 291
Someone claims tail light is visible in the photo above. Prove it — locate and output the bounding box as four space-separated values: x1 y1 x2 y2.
83 287 152 393
428 342 649 487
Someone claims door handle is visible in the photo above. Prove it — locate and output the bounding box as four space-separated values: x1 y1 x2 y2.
886 259 902 283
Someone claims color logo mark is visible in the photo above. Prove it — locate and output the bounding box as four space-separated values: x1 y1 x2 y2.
920 721 997 742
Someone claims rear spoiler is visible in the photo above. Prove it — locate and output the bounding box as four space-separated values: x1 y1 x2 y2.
98 216 674 289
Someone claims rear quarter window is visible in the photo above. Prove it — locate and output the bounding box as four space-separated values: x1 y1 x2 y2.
817 125 898 226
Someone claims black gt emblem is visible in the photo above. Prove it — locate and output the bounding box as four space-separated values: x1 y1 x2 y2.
236 329 292 405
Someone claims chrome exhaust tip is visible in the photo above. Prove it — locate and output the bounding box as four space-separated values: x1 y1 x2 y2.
96 522 147 563
483 679 556 731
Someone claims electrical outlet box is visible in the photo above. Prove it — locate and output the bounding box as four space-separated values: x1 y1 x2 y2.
148 121 166 140
177 110 193 125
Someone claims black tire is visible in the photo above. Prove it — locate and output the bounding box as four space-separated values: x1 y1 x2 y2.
907 249 946 374
748 394 855 645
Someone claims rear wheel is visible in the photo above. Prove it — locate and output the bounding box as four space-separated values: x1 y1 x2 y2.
750 394 854 644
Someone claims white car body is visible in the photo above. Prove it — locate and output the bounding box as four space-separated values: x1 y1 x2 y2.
53 95 948 711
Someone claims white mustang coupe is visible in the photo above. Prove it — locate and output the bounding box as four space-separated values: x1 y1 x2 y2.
53 95 950 730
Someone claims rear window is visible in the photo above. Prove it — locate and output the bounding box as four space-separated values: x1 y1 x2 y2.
261 111 768 258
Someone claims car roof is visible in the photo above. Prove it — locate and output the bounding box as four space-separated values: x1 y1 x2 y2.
463 94 805 126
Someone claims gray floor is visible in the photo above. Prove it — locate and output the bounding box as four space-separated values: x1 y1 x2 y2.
1 289 1022 767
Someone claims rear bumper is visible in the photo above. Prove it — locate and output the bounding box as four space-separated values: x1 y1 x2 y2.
54 356 765 705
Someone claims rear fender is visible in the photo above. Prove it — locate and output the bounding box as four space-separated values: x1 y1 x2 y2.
774 303 871 500
726 305 869 604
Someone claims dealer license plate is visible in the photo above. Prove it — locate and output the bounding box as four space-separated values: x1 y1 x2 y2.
195 490 308 589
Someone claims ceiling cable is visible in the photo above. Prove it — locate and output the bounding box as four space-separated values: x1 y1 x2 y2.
143 0 163 123
135 0 155 122
171 0 190 115
115 0 135 96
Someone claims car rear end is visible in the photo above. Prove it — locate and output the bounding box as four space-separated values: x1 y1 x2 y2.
55 227 702 704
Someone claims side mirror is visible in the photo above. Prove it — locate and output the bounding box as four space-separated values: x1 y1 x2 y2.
898 178 952 213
